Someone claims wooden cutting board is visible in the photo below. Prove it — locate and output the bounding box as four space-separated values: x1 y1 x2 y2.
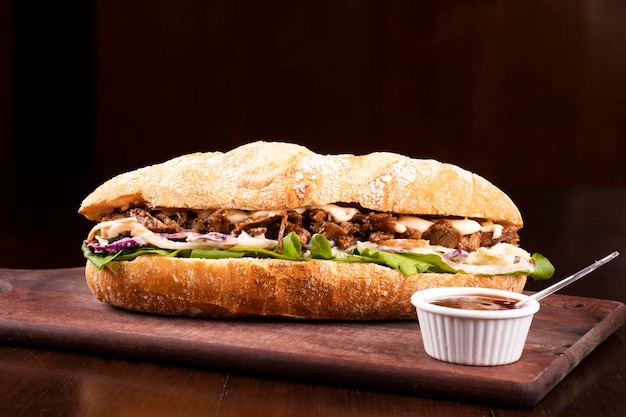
0 267 624 407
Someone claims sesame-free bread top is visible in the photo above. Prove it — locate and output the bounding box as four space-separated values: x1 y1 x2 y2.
78 141 522 227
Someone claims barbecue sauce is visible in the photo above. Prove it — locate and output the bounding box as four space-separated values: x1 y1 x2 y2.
429 294 518 310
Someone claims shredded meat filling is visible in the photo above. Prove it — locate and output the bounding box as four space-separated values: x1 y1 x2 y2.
101 207 519 251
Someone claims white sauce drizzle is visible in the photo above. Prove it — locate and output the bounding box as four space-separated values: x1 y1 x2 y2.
89 213 527 275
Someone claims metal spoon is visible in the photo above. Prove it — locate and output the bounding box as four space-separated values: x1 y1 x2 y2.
515 251 620 309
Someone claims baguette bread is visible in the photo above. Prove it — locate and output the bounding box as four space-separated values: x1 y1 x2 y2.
79 141 522 226
85 256 526 320
80 141 535 320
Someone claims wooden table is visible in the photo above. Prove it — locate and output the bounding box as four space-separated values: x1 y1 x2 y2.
1 173 625 416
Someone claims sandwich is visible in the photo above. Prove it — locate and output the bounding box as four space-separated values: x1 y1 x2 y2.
79 141 554 319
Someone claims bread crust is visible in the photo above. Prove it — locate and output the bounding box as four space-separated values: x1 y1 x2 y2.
80 141 527 320
78 141 522 226
85 256 527 320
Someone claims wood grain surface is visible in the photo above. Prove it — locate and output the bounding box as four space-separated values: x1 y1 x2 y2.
1 267 624 407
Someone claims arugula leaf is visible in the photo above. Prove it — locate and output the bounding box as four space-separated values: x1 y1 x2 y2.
82 235 555 279
280 232 303 259
402 253 459 273
190 249 247 259
356 247 457 275
530 253 555 280
220 246 297 260
309 234 334 259
82 243 182 269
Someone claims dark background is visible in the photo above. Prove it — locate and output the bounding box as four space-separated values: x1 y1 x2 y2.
2 0 626 268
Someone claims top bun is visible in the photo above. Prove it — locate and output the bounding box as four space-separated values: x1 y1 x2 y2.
78 141 522 226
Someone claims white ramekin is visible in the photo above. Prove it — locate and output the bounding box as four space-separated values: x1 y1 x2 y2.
410 287 540 366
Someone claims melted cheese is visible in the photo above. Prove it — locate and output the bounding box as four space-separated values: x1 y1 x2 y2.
225 209 249 223
195 206 503 240
480 222 504 239
225 204 357 224
314 204 360 223
89 205 509 254
396 216 434 233
89 215 527 275
398 216 504 238
448 218 482 235
88 217 138 240
226 208 307 223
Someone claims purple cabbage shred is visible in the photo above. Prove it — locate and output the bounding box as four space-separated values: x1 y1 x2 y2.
443 249 468 262
86 237 146 254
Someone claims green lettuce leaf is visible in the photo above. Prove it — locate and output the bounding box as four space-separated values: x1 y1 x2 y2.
82 243 185 269
355 247 458 275
309 234 334 259
530 253 555 280
280 232 303 259
82 233 554 279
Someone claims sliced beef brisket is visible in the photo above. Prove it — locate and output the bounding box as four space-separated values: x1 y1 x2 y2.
101 206 519 251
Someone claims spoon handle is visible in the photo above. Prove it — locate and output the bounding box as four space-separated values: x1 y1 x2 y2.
516 251 620 308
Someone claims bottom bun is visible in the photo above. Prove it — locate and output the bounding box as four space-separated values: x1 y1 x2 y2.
85 256 527 320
